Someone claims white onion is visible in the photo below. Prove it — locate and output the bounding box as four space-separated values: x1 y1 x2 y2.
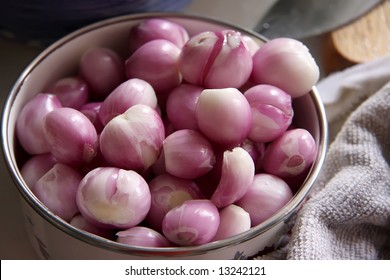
195 88 252 147
251 38 319 98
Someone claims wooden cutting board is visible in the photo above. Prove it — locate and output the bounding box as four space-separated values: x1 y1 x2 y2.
323 0 390 73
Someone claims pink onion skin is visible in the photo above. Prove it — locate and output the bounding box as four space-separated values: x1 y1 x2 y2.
98 78 157 126
244 84 293 143
179 30 253 89
20 154 57 188
125 39 182 94
46 76 89 109
251 38 319 98
178 31 215 86
242 35 261 56
76 167 151 229
239 138 259 164
146 173 204 231
70 214 115 239
210 147 255 208
196 88 252 147
163 129 215 179
79 47 125 99
262 128 317 178
213 204 251 241
32 163 82 222
166 84 203 131
43 107 98 166
236 173 293 226
80 102 104 134
116 226 170 247
162 199 220 246
129 18 189 52
16 93 62 155
99 104 165 172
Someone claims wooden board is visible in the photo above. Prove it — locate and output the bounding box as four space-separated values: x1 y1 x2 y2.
323 0 390 73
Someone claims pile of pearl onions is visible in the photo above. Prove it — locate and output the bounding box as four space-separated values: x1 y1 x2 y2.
13 18 322 249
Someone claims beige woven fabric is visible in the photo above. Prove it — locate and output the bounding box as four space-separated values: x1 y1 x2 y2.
288 81 390 259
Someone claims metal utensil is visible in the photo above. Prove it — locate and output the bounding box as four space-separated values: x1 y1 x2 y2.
255 0 381 39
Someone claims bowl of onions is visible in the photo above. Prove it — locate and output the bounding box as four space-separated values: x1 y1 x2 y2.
1 13 327 259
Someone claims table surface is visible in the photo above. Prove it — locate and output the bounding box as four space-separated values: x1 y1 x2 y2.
0 0 326 259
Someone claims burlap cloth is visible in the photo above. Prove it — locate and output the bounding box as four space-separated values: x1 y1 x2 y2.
257 56 390 260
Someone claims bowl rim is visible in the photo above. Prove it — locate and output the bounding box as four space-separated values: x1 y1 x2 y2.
1 12 328 258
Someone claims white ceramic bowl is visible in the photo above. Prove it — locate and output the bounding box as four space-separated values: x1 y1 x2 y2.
1 13 328 259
